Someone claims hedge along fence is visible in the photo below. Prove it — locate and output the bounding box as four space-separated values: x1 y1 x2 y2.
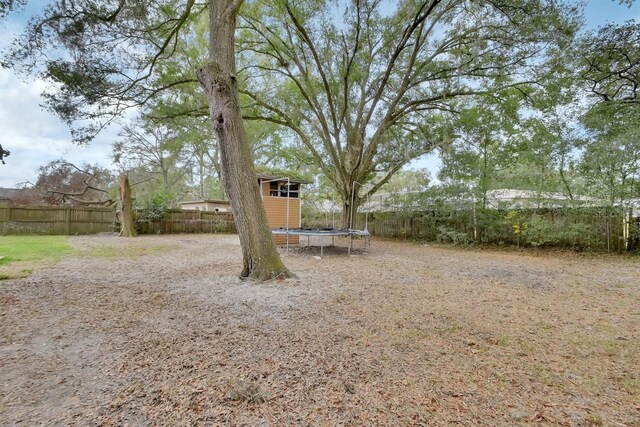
0 205 115 235
136 209 235 234
304 207 638 253
0 205 236 236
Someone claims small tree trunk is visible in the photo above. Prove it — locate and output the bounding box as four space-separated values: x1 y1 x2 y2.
199 157 205 199
118 173 136 237
197 0 291 280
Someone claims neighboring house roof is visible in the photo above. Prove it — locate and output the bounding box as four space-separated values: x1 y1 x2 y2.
0 188 19 204
309 188 640 213
179 199 231 205
256 174 312 185
486 189 595 203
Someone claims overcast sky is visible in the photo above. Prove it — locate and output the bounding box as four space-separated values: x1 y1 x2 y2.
1 1 639 188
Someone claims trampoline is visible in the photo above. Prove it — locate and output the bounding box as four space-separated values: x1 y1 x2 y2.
272 227 370 257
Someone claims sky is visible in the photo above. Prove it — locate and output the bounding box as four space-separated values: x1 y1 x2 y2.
0 1 639 188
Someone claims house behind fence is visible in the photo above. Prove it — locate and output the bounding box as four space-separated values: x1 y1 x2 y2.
178 199 232 212
137 209 235 234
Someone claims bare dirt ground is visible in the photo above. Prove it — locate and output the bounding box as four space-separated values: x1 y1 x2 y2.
1 234 639 426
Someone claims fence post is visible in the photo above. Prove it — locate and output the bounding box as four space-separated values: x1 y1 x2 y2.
4 206 10 236
64 207 71 234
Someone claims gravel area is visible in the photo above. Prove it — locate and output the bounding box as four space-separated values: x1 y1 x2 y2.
1 234 639 426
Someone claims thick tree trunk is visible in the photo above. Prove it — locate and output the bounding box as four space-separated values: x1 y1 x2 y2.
197 0 291 280
341 193 362 230
342 203 352 230
118 173 136 237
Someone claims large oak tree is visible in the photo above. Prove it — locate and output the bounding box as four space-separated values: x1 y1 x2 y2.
237 0 580 226
4 0 290 279
197 0 291 279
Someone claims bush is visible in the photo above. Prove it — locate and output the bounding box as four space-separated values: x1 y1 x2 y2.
137 193 169 222
436 225 471 245
522 214 592 249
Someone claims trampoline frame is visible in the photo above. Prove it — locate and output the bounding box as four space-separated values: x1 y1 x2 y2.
272 228 370 257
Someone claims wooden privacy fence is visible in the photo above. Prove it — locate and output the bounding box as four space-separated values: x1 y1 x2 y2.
137 210 235 234
0 206 236 236
0 205 115 235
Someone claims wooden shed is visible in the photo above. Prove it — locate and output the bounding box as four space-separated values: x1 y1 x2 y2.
257 174 310 245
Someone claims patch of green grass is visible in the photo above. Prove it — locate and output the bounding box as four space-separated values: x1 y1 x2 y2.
495 334 511 346
405 327 428 339
226 380 269 403
622 377 639 396
0 236 72 265
585 375 604 395
334 292 351 303
602 340 619 356
532 364 565 388
593 320 615 333
586 414 604 426
519 341 536 355
434 322 463 335
540 322 555 331
0 236 72 280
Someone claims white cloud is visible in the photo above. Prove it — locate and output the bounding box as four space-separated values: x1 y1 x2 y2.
0 15 118 188
408 152 442 184
0 67 116 187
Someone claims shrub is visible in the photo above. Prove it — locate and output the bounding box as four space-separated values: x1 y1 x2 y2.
522 214 592 249
436 225 471 245
137 193 170 222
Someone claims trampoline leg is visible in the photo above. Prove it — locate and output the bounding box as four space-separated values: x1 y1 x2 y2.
321 244 324 258
307 235 310 248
